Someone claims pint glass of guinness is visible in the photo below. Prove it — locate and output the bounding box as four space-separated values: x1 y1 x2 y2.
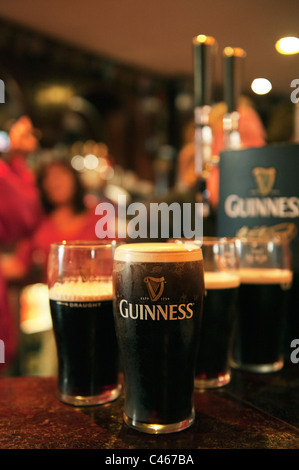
48 241 121 406
113 243 204 434
231 237 293 373
194 238 240 389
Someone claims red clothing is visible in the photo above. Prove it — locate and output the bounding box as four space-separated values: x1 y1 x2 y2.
16 209 106 283
0 154 41 372
0 155 40 243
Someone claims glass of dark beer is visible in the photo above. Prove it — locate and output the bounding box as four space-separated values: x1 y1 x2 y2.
194 237 240 389
47 240 121 406
231 237 293 373
113 242 204 434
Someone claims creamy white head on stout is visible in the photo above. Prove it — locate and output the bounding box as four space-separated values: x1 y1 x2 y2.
49 279 113 301
239 268 293 285
204 271 240 289
114 243 203 263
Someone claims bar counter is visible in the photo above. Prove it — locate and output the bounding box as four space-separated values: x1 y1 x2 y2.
0 361 298 451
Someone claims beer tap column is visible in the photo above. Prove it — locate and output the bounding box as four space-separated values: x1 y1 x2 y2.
192 35 217 215
223 47 246 150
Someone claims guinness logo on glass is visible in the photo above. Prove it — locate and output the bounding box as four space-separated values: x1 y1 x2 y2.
144 276 166 301
252 167 276 196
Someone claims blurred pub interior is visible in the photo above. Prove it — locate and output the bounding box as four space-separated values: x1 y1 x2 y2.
0 0 298 376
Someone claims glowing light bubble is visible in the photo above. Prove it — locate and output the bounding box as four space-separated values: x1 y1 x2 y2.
84 154 99 170
275 37 299 55
251 78 272 95
71 155 85 171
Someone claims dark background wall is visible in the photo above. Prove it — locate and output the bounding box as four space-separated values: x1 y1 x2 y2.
0 18 293 182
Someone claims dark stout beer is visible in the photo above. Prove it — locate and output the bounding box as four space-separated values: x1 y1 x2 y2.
195 271 240 388
231 268 293 372
113 243 204 434
49 279 120 405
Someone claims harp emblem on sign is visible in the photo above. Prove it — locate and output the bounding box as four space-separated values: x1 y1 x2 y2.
144 276 166 301
252 167 276 196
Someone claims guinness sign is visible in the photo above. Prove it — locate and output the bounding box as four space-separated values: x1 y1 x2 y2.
252 167 276 196
218 143 299 271
218 143 299 343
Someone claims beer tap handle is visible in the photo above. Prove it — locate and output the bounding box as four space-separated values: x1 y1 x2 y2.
223 47 246 150
193 34 217 177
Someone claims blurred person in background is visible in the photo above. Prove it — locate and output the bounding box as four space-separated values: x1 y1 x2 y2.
0 116 41 373
177 96 267 211
1 159 116 285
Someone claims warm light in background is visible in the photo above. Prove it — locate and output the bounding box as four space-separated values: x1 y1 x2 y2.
275 37 299 55
84 153 99 170
35 84 74 106
71 154 85 171
223 47 246 58
251 78 272 95
193 34 216 46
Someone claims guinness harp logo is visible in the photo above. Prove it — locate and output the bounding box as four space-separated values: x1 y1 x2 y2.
252 167 276 196
144 276 166 301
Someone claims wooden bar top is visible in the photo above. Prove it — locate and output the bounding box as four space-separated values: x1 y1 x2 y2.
0 362 298 450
